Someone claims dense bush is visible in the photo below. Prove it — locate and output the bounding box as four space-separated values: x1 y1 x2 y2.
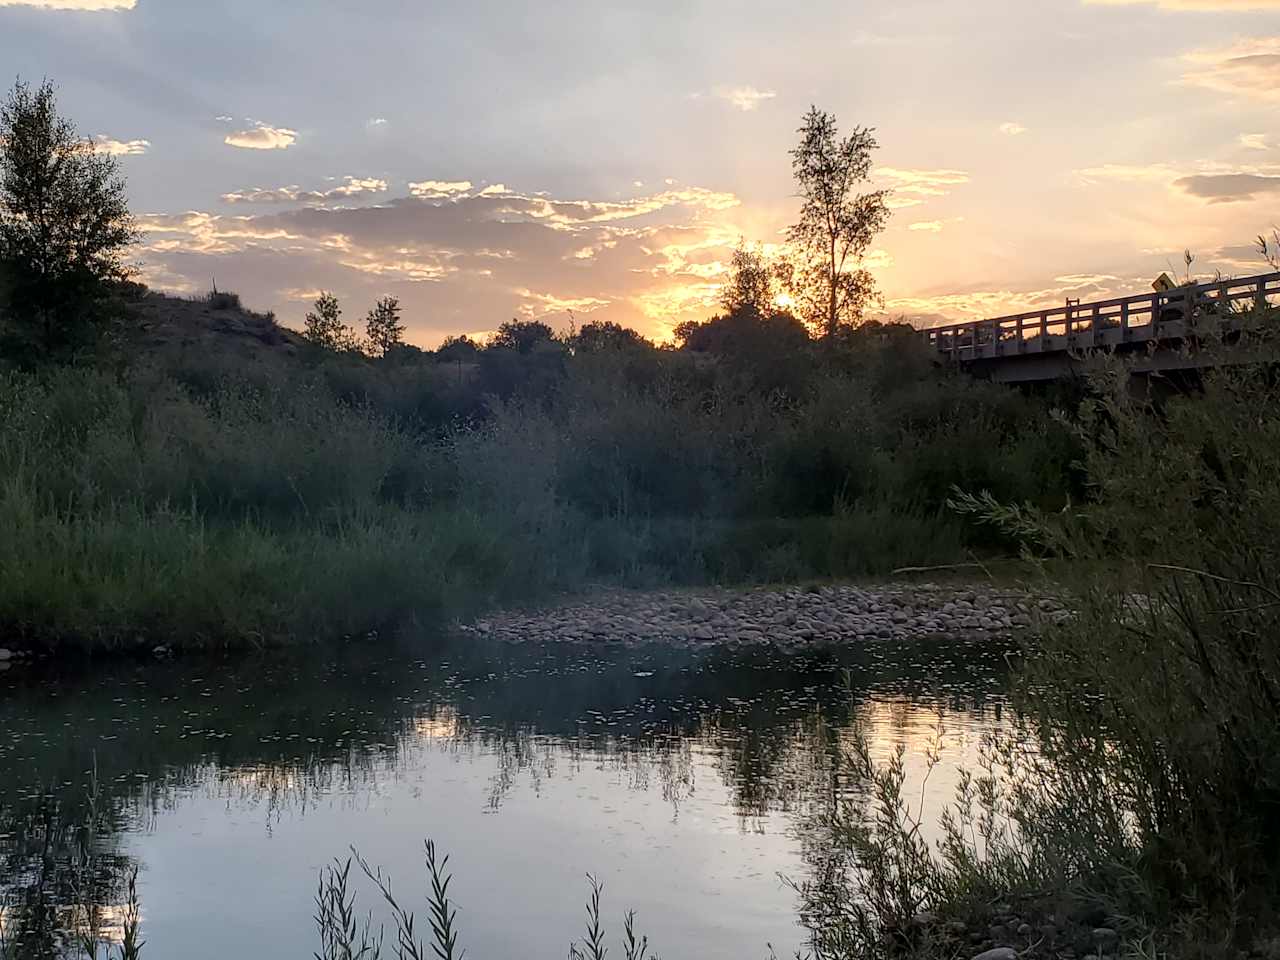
0 302 1081 650
792 319 1280 958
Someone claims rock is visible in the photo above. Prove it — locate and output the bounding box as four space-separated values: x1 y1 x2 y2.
455 582 1056 650
971 949 1018 960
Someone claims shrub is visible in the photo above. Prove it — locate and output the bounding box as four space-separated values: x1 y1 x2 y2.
206 288 242 311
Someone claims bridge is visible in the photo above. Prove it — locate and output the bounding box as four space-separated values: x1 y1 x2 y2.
921 271 1280 383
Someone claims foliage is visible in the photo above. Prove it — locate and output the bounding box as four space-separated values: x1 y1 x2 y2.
0 317 1079 650
314 843 660 960
784 107 891 337
435 334 480 364
793 329 1280 959
0 79 138 353
570 319 652 354
206 284 242 311
719 242 782 317
366 296 405 358
489 318 557 354
1259 227 1279 270
305 292 359 351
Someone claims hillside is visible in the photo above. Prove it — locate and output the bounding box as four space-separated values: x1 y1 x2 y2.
126 289 307 368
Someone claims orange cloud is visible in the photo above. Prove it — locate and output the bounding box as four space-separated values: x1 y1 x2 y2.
1182 38 1280 102
222 177 387 204
408 180 474 198
876 168 970 207
90 136 149 156
908 217 965 233
224 123 298 150
137 180 750 344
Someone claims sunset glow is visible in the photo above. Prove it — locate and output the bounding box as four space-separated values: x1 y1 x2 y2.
3 0 1277 345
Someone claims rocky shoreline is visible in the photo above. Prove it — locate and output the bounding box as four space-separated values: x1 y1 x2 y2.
457 581 1066 649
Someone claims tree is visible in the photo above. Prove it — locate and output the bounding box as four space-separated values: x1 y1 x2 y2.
784 106 890 338
365 295 405 357
570 320 651 353
303 292 349 349
436 334 480 363
719 243 778 317
0 78 138 349
489 318 556 355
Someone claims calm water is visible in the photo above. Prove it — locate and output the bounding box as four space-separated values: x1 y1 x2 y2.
0 632 1016 958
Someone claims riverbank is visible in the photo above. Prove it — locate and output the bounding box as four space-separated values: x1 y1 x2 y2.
456 580 1064 649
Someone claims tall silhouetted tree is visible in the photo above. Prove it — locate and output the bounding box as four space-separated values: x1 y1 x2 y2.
365 295 405 357
784 106 890 338
303 292 348 349
0 79 138 350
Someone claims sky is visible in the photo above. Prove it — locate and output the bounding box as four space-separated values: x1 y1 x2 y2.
1 0 1277 346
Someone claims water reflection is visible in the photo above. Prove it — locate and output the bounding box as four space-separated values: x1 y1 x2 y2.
0 632 1015 959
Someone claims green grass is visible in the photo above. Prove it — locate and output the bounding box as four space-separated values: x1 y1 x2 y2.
0 309 1083 651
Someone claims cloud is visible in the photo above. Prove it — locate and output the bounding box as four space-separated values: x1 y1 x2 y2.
875 168 969 208
0 0 135 9
999 122 1027 136
1174 172 1280 202
137 181 750 344
90 135 149 156
408 180 475 198
514 289 612 319
1240 133 1270 150
713 86 777 111
875 168 970 193
1182 38 1280 102
888 275 1130 327
1074 163 1180 184
224 123 298 150
1085 0 1280 8
221 177 389 205
908 217 965 233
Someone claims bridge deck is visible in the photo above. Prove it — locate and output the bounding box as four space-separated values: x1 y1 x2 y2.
922 272 1280 369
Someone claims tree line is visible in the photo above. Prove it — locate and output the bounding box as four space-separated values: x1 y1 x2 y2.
0 76 893 362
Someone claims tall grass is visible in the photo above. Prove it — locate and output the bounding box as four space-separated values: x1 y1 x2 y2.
0 319 1079 650
788 322 1280 958
313 841 660 960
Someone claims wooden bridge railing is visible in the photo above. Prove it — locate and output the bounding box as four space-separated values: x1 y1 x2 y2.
922 271 1280 361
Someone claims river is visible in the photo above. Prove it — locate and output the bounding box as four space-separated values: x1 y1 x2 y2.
0 631 1016 958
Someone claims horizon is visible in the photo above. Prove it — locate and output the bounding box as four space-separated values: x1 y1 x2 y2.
2 0 1277 347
